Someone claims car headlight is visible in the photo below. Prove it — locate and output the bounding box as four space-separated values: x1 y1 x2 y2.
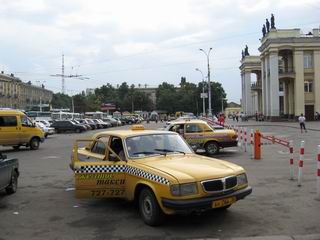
237 173 248 186
170 183 198 196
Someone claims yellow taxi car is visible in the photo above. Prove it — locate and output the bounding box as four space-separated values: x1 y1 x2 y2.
164 119 237 155
70 125 251 226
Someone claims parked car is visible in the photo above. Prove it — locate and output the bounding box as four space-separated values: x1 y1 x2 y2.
92 119 104 129
71 120 90 131
35 121 55 138
0 109 45 150
95 119 112 128
76 119 92 130
51 120 87 133
70 125 251 226
85 119 99 129
103 117 119 127
0 153 19 195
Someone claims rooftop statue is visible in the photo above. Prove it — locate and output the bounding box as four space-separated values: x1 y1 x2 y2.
262 24 266 37
271 14 275 29
266 19 270 32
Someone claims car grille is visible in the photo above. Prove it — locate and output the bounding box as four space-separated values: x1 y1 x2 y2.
201 176 237 193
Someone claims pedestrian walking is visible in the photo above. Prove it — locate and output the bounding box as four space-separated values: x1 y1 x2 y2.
236 113 239 122
298 113 307 133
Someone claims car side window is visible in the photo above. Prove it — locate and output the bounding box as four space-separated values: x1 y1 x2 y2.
109 136 125 161
20 116 33 127
0 116 17 127
170 124 184 134
186 124 203 133
91 136 110 156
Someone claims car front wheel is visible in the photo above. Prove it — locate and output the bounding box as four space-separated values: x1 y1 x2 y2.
6 171 18 194
29 137 40 150
205 141 219 155
139 188 164 226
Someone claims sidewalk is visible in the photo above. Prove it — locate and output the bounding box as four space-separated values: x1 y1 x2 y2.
225 119 320 132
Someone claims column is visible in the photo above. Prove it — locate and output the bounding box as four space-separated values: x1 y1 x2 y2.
314 50 320 113
269 51 280 117
261 58 266 115
241 73 245 113
283 81 288 115
244 71 252 115
293 50 305 116
288 81 294 115
265 56 270 116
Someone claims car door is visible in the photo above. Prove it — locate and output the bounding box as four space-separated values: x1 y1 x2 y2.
0 115 19 145
73 135 127 198
184 123 205 149
0 158 10 189
20 115 36 144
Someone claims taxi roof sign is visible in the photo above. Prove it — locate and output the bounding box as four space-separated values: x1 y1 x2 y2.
131 125 145 131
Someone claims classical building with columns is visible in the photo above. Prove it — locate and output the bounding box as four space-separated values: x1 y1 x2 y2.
240 27 320 120
240 56 262 116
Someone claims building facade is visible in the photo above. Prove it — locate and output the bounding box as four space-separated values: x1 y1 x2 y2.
240 27 320 120
0 72 53 110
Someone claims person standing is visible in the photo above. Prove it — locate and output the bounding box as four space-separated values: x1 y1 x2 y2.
298 113 307 133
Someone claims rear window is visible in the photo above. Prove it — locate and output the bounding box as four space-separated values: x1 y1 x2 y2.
0 116 17 127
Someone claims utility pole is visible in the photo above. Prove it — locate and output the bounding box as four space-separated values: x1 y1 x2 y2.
195 68 206 116
62 54 65 94
200 48 213 117
50 54 89 94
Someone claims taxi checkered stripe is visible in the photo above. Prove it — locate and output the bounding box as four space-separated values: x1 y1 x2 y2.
75 165 170 185
75 165 126 173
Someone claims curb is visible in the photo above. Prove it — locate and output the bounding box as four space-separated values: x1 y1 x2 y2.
191 234 320 240
232 124 320 132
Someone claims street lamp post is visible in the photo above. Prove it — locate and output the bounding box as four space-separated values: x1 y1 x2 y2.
195 68 206 116
199 48 213 117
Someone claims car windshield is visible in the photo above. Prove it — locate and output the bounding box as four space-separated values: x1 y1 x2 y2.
125 133 192 159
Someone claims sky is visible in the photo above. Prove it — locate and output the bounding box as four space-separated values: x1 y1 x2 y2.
0 0 319 103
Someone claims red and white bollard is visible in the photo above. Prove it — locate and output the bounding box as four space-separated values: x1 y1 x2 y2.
289 140 294 180
250 129 254 158
298 140 305 187
244 127 247 152
239 127 243 148
316 145 320 200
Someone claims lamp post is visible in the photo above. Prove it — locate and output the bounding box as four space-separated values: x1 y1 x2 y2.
199 48 213 117
195 68 206 116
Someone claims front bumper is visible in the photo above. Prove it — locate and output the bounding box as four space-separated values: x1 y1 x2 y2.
219 140 238 148
162 186 252 210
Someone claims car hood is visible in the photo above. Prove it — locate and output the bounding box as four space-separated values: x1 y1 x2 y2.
137 154 244 183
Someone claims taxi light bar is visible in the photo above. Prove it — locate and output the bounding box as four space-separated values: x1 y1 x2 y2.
131 125 145 131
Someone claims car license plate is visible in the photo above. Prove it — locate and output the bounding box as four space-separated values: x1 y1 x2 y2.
212 197 236 208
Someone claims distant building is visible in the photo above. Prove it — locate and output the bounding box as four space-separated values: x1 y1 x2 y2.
136 87 157 107
0 72 53 110
85 88 95 96
240 27 320 120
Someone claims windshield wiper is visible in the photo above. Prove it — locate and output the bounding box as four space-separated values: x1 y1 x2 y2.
154 148 186 155
133 151 166 156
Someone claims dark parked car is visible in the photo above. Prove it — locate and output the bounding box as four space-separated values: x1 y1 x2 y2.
51 120 86 133
0 153 19 195
94 119 112 128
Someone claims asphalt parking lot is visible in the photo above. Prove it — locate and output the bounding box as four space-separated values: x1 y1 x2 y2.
0 121 320 240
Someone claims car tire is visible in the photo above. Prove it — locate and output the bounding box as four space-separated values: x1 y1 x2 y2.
138 188 164 226
29 137 40 150
75 128 81 133
12 145 20 150
5 171 18 194
205 141 219 155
